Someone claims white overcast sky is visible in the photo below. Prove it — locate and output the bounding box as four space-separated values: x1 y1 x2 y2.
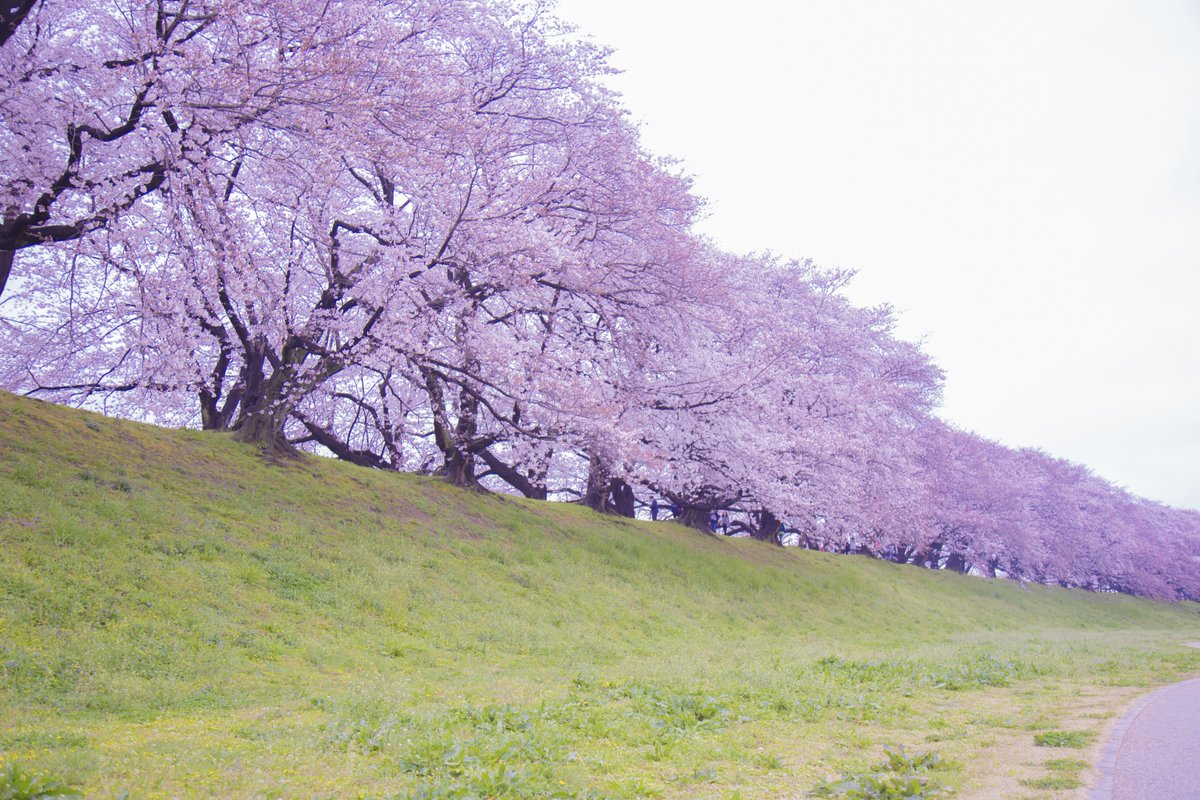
553 0 1200 510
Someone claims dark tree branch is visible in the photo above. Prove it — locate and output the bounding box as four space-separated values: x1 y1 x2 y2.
0 0 37 48
291 410 391 470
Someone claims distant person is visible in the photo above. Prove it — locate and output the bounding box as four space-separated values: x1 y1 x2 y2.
708 511 719 533
719 510 730 535
650 498 659 521
670 501 681 518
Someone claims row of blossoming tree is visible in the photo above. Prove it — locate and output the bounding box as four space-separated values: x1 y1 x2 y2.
2 0 1197 600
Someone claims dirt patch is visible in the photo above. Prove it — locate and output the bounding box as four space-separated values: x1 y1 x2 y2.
955 684 1145 800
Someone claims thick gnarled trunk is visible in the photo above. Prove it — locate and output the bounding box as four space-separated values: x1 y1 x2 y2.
582 455 611 512
231 359 297 454
580 456 637 517
676 505 714 532
423 366 485 489
609 479 636 518
228 336 335 456
751 509 781 543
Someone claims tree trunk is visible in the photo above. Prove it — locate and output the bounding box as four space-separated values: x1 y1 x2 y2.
199 384 242 431
199 391 226 430
943 551 969 574
676 505 714 533
442 448 477 487
232 407 294 454
752 509 782 543
418 366 481 488
609 479 636 518
582 455 611 512
229 339 297 454
0 247 12 301
198 340 241 430
917 540 943 569
231 375 295 455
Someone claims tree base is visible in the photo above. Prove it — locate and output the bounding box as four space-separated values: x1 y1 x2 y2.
232 420 301 461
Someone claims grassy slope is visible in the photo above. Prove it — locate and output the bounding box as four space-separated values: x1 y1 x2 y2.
0 390 1197 799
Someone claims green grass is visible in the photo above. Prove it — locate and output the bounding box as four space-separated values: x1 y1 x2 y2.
0 390 1198 798
1022 774 1083 791
815 748 955 798
1019 756 1089 793
1033 730 1094 749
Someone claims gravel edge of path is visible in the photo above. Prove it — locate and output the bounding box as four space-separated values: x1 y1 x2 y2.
1089 643 1200 800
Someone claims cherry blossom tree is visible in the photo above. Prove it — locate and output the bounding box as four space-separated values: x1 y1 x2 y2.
908 421 1200 599
1 0 704 460
0 0 425 302
3 0 1198 602
589 255 943 538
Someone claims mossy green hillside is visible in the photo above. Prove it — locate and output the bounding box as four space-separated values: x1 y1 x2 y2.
1 390 1198 798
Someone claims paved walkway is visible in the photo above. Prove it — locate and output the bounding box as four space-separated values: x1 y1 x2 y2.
1091 643 1200 800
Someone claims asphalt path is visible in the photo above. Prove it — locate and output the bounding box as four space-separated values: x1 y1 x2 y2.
1091 643 1200 800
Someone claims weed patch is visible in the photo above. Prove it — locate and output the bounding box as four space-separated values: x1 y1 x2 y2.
1022 774 1083 790
814 748 955 799
1019 755 1089 791
1033 730 1094 748
930 653 1033 690
0 764 81 799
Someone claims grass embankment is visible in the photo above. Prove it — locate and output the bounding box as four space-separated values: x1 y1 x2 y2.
0 390 1197 799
